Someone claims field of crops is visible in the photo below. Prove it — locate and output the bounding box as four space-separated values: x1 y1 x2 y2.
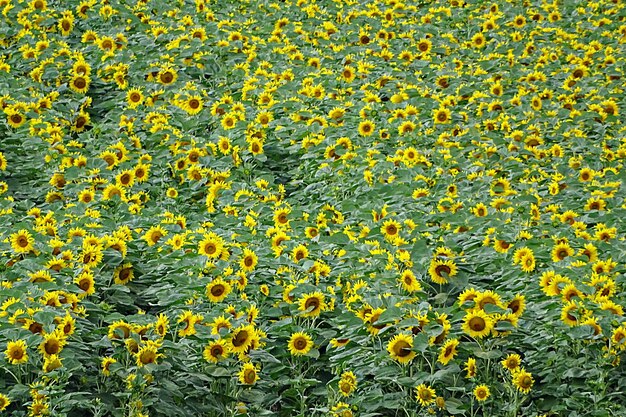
0 0 625 416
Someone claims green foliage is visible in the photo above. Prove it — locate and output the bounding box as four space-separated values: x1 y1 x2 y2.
0 0 625 416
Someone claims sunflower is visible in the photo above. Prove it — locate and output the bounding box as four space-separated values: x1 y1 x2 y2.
273 207 291 227
246 138 263 156
551 242 574 263
338 371 357 396
72 111 90 132
238 362 259 385
437 338 459 365
328 107 345 120
135 341 162 367
548 10 560 22
578 167 594 182
513 246 532 264
78 188 95 204
221 113 237 130
582 317 602 337
387 334 416 364
501 353 521 373
72 59 91 76
611 326 626 348
43 355 63 373
288 332 314 356
180 95 203 115
254 111 273 127
69 74 90 94
142 225 167 246
6 110 26 128
291 244 308 263
471 32 486 48
399 270 422 293
584 197 606 211
57 13 73 35
0 393 10 411
157 65 178 85
464 357 476 378
203 340 229 363
100 357 116 376
206 278 232 303
108 320 133 340
415 384 436 406
240 248 258 272
4 340 28 365
10 229 34 253
520 253 535 273
429 312 451 345
436 76 450 89
80 247 103 268
271 232 290 252
381 219 401 241
471 203 488 217
366 308 389 336
512 369 534 394
126 88 143 108
474 291 502 311
29 400 49 416
229 324 256 354
416 38 432 53
39 330 66 357
358 120 375 137
462 310 493 339
341 66 356 82
97 36 115 50
512 14 526 27
298 292 326 317
166 187 178 198
560 301 579 326
113 263 134 285
133 164 150 183
116 170 135 188
403 147 423 166
177 310 203 337
155 314 169 337
530 96 542 111
75 270 95 296
507 295 526 317
198 233 224 259
433 107 451 124
601 99 619 117
600 300 623 316
474 385 490 402
561 284 584 303
428 258 458 284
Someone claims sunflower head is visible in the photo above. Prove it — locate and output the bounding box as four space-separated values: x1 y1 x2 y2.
298 292 326 317
5 339 29 365
387 333 416 364
288 332 314 356
474 385 490 401
415 384 436 406
238 362 259 385
206 278 232 303
203 340 229 363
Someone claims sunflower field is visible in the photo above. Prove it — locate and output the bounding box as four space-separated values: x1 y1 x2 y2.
0 0 625 415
